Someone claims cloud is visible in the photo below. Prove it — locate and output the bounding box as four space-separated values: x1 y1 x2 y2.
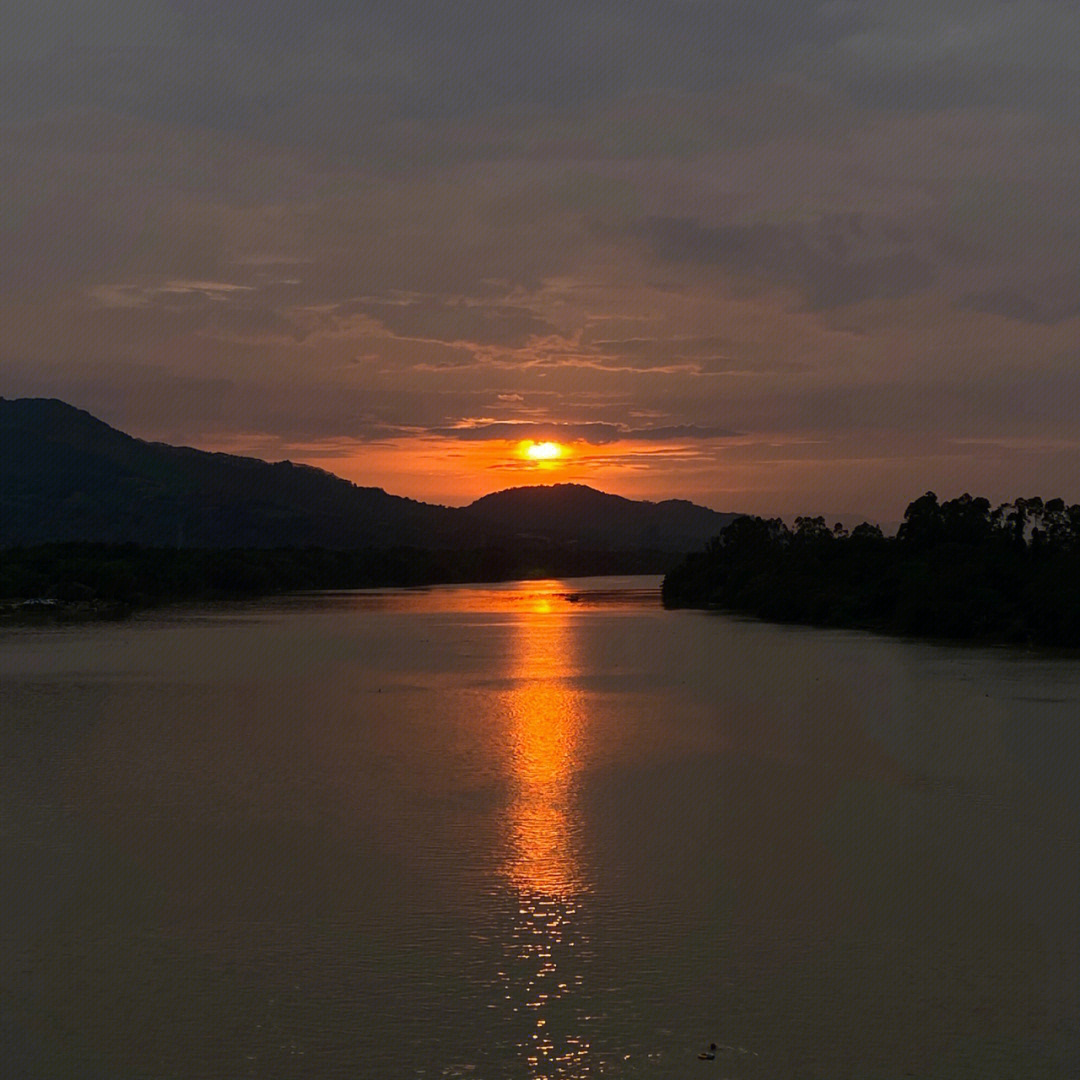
433 420 737 444
1 2 838 128
958 287 1080 325
589 335 732 357
339 296 557 347
2 2 1079 518
585 334 809 373
638 216 936 308
818 1 1080 117
91 280 256 308
86 278 311 342
7 2 1076 141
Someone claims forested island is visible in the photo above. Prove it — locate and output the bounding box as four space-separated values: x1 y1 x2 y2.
663 493 1080 646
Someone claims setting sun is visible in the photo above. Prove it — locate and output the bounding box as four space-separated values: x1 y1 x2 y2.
524 441 563 461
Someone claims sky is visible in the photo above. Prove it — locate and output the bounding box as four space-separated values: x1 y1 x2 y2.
3 1 1079 519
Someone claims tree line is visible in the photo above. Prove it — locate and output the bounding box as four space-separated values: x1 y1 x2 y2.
0 541 674 615
662 493 1080 645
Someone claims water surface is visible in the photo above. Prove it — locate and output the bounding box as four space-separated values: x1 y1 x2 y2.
1 577 1077 1078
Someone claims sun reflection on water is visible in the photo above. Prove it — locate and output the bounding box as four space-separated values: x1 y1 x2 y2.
499 604 593 1078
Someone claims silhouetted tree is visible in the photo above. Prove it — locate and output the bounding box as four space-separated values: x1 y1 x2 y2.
897 491 944 549
664 492 1080 645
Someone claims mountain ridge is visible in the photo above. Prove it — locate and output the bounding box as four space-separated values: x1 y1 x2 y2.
0 398 738 551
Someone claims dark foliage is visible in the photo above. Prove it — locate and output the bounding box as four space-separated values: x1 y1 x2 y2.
0 541 677 616
662 492 1080 646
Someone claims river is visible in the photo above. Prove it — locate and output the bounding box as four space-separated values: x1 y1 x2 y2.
1 576 1077 1078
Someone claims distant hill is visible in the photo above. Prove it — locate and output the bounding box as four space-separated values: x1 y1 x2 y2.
0 398 737 552
461 484 737 552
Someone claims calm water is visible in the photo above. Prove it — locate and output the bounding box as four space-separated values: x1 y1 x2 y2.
1 576 1078 1079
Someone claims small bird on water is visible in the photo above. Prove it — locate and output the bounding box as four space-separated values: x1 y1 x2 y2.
698 1042 717 1061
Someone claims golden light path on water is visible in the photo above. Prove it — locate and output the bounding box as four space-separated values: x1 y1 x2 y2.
500 587 592 1078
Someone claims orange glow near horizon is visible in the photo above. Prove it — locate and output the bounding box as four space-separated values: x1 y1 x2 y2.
209 432 736 509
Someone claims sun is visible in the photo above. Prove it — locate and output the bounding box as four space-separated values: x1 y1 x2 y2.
524 441 563 461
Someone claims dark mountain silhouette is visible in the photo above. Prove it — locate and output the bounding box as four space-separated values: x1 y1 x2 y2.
462 483 736 552
1 398 737 551
0 397 451 548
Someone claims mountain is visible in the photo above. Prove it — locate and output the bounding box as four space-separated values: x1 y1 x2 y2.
0 398 737 551
0 398 451 548
461 484 736 552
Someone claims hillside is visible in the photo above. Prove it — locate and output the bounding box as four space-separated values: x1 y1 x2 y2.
462 484 736 552
0 399 737 552
0 398 450 547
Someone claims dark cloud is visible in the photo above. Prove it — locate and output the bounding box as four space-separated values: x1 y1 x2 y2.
815 2 1080 119
639 216 936 308
198 304 311 343
85 279 312 342
586 335 808 374
433 421 737 444
958 287 1080 325
5 2 1075 142
0 2 837 127
624 424 741 440
340 298 556 347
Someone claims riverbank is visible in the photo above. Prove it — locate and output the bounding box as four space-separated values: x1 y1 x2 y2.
0 597 131 624
0 542 680 620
